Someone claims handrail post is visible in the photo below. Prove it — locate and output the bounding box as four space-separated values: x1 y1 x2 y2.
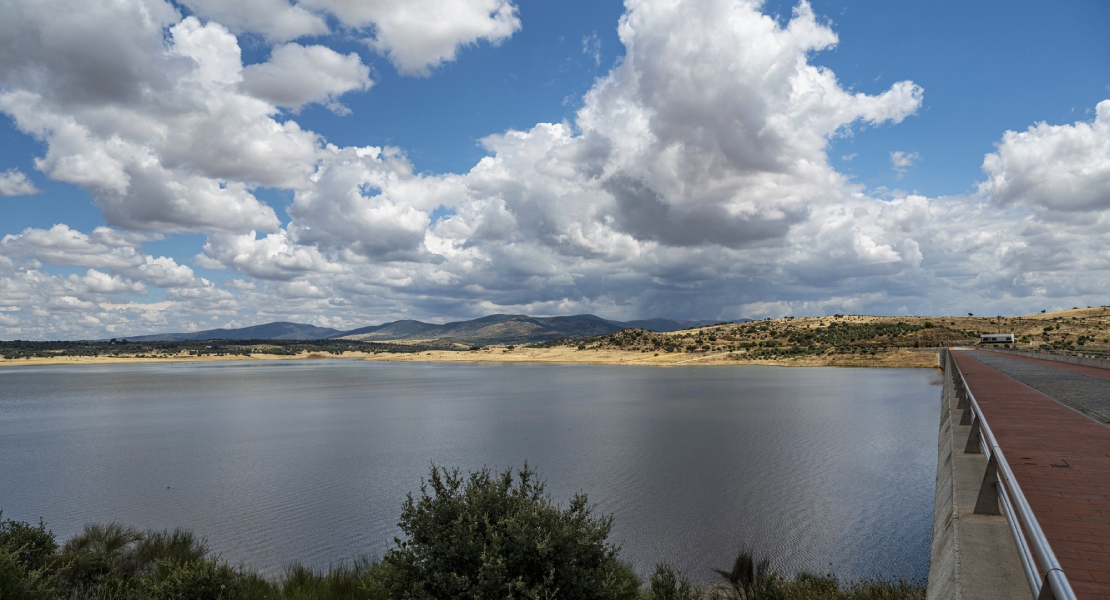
964 415 982 454
959 399 974 425
1037 573 1058 600
974 453 1001 515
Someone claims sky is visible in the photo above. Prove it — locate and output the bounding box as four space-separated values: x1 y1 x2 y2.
0 0 1108 339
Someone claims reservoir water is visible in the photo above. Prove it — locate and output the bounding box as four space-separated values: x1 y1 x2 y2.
0 360 940 583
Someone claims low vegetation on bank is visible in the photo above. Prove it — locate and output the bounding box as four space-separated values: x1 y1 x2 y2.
7 307 1107 368
538 319 970 357
1 465 923 600
535 306 1110 366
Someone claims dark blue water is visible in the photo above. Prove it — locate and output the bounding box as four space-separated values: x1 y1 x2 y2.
0 360 940 583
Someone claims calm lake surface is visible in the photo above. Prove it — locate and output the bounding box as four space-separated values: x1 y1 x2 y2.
0 360 940 582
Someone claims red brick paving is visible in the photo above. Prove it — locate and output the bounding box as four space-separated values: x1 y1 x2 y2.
979 349 1110 383
953 350 1110 599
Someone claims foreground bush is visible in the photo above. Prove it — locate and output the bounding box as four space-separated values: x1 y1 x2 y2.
0 511 377 600
380 464 639 600
0 467 924 600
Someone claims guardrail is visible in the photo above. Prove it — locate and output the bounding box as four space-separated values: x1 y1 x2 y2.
988 347 1110 371
942 348 1077 600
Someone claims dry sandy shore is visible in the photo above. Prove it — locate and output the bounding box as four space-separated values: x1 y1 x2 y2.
0 351 380 368
362 346 940 368
2 347 940 369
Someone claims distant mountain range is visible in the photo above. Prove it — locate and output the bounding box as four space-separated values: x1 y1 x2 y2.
123 314 743 344
124 322 344 342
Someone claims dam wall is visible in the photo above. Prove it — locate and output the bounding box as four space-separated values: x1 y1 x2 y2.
925 350 1026 600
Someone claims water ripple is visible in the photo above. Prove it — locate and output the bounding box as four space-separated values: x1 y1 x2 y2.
0 360 938 582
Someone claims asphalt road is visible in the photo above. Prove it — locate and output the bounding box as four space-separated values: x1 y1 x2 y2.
968 350 1110 424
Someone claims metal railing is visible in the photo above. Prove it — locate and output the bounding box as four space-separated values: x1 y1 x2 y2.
943 348 1078 600
989 346 1110 371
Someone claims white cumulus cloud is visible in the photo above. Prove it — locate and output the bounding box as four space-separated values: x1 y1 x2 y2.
177 0 328 42
179 0 522 75
0 4 315 233
68 269 146 295
302 0 521 75
981 100 1110 213
890 151 920 178
0 168 40 196
0 224 209 289
241 43 373 114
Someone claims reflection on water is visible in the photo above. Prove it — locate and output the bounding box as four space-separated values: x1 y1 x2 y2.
0 360 939 582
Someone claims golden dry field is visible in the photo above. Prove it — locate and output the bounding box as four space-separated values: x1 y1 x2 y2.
363 306 1110 368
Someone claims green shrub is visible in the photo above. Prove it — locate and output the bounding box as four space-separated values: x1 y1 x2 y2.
380 463 640 600
141 558 267 600
696 550 925 600
0 512 57 572
55 522 143 590
279 558 386 600
132 528 208 568
0 547 55 600
760 572 924 600
713 550 772 599
648 563 698 600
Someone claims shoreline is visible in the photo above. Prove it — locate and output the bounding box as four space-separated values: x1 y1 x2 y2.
0 351 381 368
0 347 940 369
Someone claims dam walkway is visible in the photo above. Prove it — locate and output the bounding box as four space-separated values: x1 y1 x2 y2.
951 349 1110 599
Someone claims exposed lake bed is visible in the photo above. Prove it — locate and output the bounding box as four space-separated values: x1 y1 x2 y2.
0 360 939 583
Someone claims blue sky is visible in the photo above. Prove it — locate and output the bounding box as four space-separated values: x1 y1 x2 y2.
0 0 1108 338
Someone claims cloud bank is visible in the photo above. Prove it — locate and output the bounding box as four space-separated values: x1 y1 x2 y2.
0 0 1108 339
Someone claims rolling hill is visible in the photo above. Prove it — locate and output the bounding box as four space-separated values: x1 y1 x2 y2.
339 314 626 345
123 314 739 344
126 322 342 342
